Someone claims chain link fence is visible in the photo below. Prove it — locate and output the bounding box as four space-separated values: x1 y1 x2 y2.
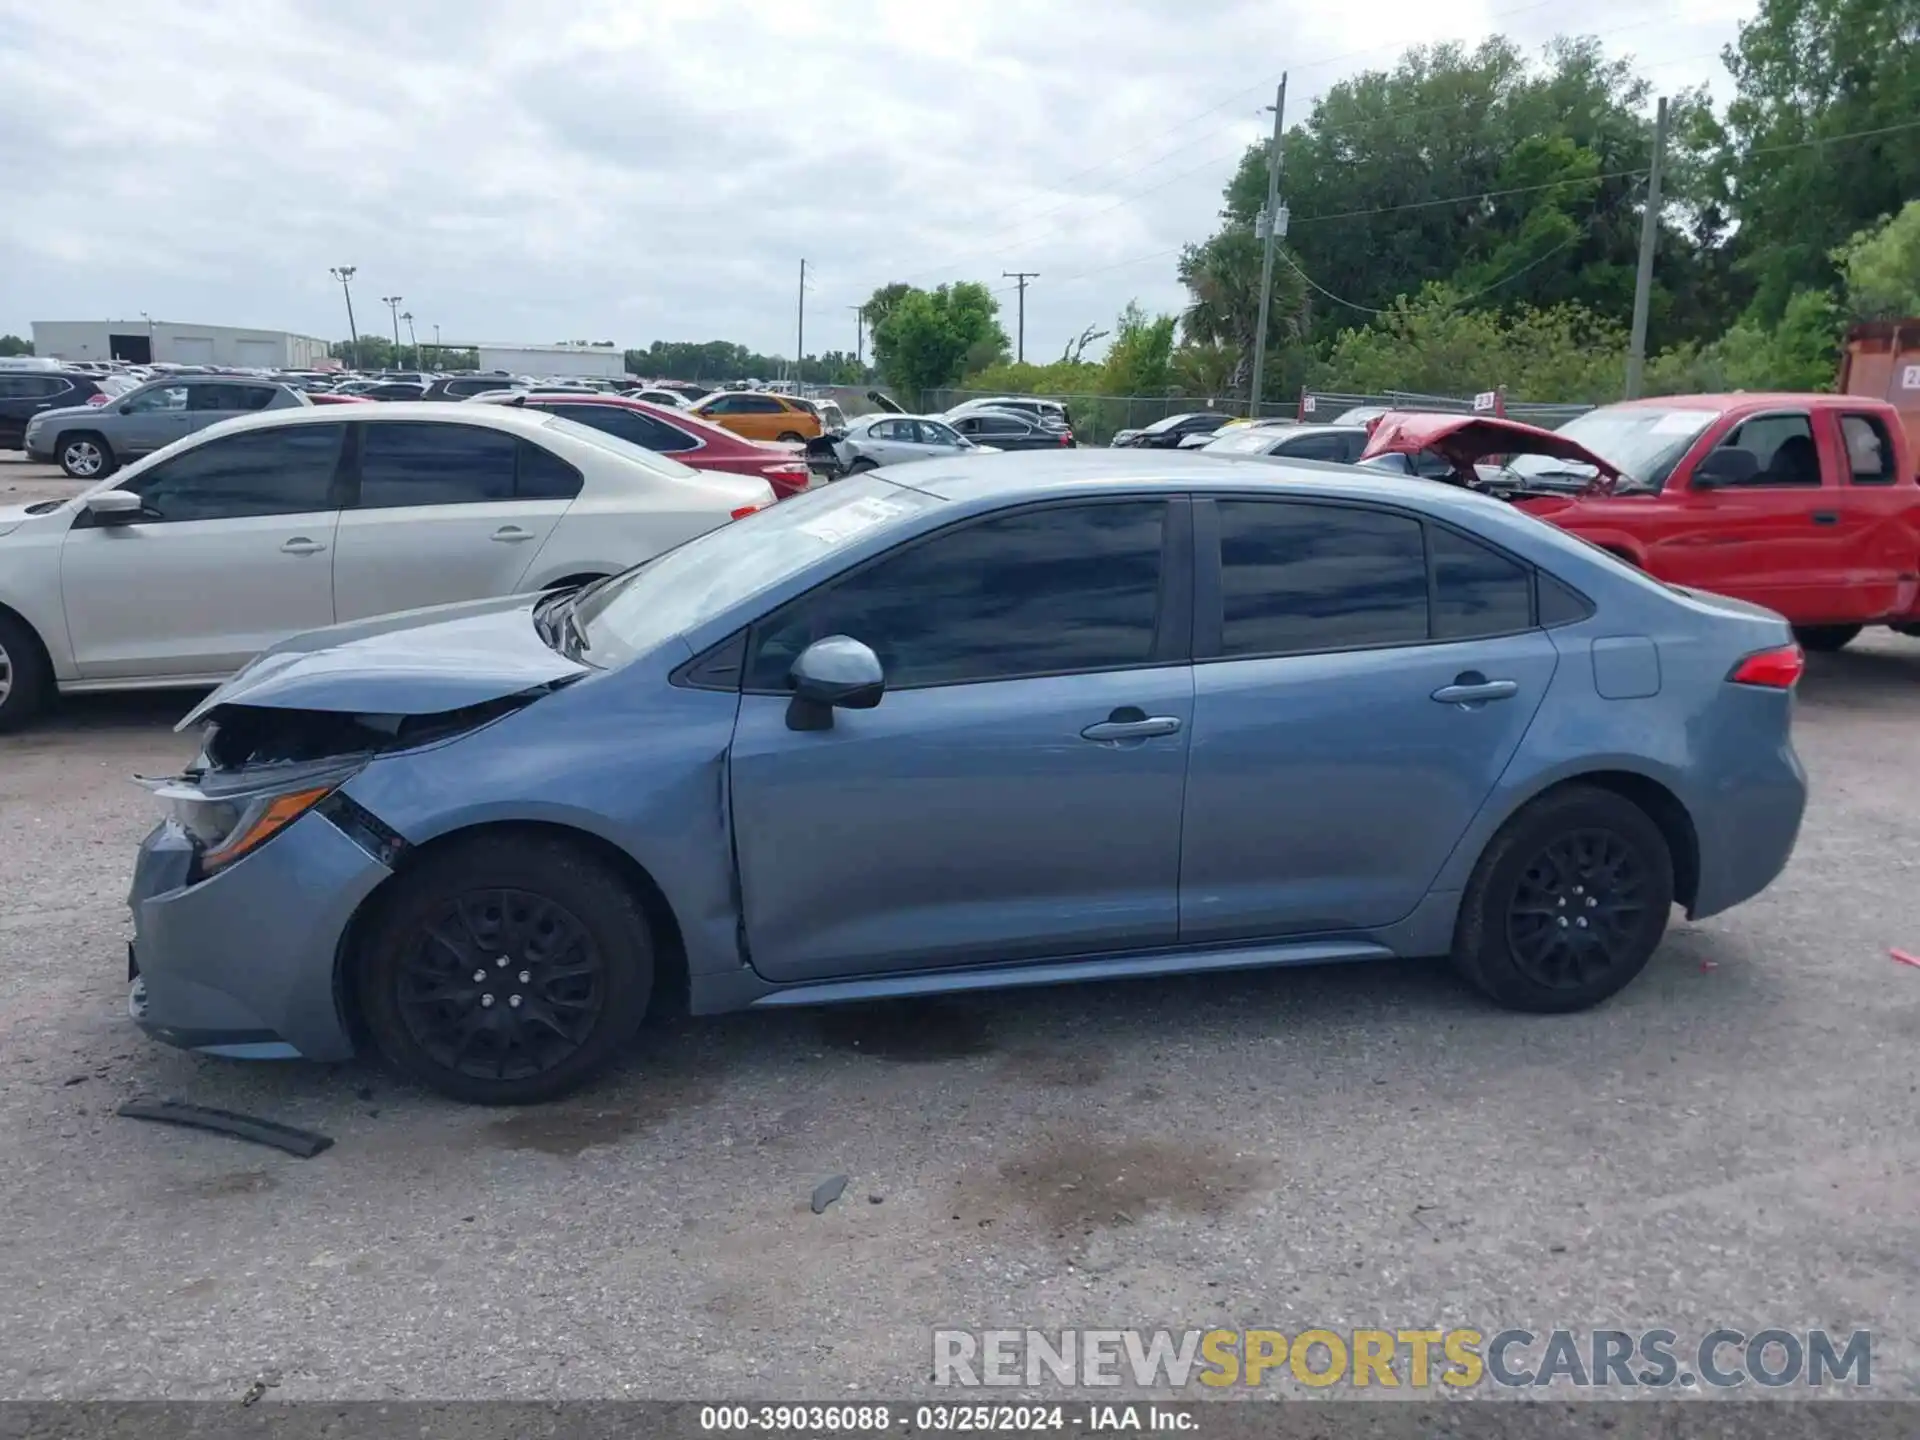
1297 388 1594 429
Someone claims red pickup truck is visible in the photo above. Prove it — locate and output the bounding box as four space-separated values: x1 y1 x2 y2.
1361 394 1918 650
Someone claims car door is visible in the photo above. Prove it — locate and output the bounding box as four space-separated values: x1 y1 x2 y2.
860 418 921 465
729 497 1194 981
1660 409 1867 618
329 420 581 622
109 383 192 455
1179 497 1558 942
59 422 347 679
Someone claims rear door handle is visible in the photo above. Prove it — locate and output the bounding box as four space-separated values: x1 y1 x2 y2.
1081 714 1183 742
1431 678 1519 705
1811 511 1839 526
279 537 326 555
491 525 534 543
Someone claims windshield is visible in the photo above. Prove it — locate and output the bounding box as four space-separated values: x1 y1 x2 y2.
1205 427 1283 454
576 474 942 662
1506 406 1716 490
539 412 701 478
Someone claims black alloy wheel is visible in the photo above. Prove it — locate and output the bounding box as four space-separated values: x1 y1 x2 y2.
1453 785 1674 1013
359 834 654 1104
1504 829 1652 992
397 888 606 1082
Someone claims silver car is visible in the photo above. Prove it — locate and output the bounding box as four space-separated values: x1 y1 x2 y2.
823 413 992 474
25 377 308 479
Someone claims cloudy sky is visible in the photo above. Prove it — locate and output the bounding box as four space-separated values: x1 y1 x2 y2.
0 0 1753 365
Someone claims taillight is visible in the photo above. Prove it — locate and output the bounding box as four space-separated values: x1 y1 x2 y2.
88 394 110 405
1058 431 1072 445
1729 643 1804 689
730 504 764 520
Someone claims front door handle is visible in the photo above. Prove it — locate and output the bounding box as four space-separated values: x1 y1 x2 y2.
1080 710 1183 742
1431 675 1519 706
491 525 534 543
1811 511 1839 526
279 537 326 555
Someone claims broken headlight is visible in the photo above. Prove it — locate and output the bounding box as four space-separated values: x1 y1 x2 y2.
139 758 366 875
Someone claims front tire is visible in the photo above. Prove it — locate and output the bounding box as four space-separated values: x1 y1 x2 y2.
1452 786 1673 1013
0 610 53 732
58 433 115 480
776 430 805 444
845 457 878 474
1792 624 1861 653
357 833 655 1105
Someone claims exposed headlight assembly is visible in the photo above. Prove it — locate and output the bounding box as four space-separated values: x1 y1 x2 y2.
138 759 365 875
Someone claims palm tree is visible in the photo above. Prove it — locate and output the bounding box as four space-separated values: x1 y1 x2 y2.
1178 226 1306 397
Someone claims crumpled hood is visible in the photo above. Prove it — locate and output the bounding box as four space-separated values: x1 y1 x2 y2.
1361 413 1621 485
177 593 588 730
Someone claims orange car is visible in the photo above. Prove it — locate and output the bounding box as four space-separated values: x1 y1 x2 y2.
691 391 822 443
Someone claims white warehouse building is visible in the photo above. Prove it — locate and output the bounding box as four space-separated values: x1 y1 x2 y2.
475 342 628 379
31 319 331 370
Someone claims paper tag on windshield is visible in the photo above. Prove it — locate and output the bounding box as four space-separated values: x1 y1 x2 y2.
798 495 909 544
1653 411 1712 434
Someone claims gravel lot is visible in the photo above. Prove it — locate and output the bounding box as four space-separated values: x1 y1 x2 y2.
0 450 1916 1402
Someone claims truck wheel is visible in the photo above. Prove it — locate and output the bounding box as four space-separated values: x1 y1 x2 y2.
0 610 54 732
58 433 116 480
1452 785 1674 1014
1791 624 1861 653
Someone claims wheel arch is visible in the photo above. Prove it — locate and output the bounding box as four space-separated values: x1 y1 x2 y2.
334 817 691 1050
0 597 61 690
1471 768 1700 913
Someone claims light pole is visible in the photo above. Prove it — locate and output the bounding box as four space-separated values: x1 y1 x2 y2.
381 296 403 369
329 266 359 368
401 310 418 369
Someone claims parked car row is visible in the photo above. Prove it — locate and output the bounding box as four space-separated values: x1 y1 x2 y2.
0 403 775 728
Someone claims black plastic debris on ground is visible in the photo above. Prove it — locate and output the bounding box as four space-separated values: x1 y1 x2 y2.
116 1100 334 1158
811 1173 849 1213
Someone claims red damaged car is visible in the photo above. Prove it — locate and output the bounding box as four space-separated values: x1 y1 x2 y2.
477 392 814 499
1359 396 1919 650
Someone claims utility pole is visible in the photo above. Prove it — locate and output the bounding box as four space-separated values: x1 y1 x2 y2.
381 296 403 367
402 311 418 368
431 323 441 368
1249 75 1288 418
1625 95 1669 400
1002 271 1039 364
795 258 807 383
848 305 864 366
329 266 359 368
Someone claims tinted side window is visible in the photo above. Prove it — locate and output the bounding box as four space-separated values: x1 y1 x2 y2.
1216 501 1428 656
126 385 188 413
517 439 584 499
1430 526 1533 639
187 383 260 412
746 502 1166 690
1276 433 1351 462
1716 413 1819 486
17 376 72 399
358 422 517 507
550 404 694 452
736 395 784 414
124 424 345 522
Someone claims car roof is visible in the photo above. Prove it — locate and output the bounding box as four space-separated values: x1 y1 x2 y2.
189 400 561 438
887 448 1484 508
1608 392 1867 411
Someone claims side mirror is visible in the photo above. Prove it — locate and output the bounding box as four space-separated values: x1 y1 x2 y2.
117 402 136 415
786 635 885 732
1691 448 1757 489
83 489 143 525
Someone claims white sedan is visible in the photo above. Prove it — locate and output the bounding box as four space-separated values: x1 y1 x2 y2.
0 402 775 727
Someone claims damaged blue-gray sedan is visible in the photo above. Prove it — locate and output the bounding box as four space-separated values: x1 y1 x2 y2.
127 452 1807 1104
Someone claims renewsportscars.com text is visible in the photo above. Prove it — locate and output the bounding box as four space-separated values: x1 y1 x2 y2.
932 1327 1872 1390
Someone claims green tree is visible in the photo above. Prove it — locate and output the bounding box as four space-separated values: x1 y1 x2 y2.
1834 201 1920 320
860 283 916 330
0 334 31 357
1177 225 1305 400
1099 302 1177 395
1713 0 1920 323
869 282 1009 405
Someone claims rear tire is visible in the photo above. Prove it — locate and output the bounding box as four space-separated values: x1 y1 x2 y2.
1452 786 1673 1013
58 433 115 480
357 833 655 1105
1792 624 1861 653
0 610 53 732
845 458 878 474
776 431 805 444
